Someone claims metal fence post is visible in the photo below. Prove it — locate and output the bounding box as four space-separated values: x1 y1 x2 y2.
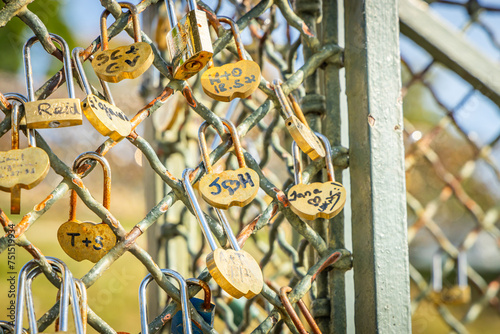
344 0 412 332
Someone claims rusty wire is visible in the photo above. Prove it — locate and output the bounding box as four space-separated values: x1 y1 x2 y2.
0 0 349 333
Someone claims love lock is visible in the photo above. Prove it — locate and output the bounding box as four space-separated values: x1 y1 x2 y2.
184 169 263 299
15 257 84 334
201 17 261 102
430 251 471 305
171 278 216 334
272 80 325 161
288 133 346 220
92 2 154 83
139 269 193 334
24 34 82 129
72 47 131 142
0 94 49 214
57 152 117 263
198 119 259 209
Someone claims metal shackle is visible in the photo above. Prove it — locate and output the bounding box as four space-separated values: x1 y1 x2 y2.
198 119 246 174
279 287 321 334
182 168 241 252
218 17 246 61
69 152 112 222
185 279 212 310
164 0 178 30
292 132 335 185
72 47 116 104
15 257 84 334
4 93 36 147
272 79 309 125
432 251 468 292
100 2 142 51
139 269 193 334
23 34 77 102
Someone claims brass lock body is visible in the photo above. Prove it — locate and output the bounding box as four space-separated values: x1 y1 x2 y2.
430 251 471 305
165 0 213 80
23 34 82 128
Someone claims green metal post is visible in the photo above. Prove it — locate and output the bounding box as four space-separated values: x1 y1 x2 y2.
344 0 411 332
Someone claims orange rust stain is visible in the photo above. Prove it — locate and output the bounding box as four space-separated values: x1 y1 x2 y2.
164 170 178 182
301 22 315 37
72 178 84 188
182 86 197 107
14 213 32 238
34 194 54 211
162 314 172 324
274 187 289 207
160 202 170 212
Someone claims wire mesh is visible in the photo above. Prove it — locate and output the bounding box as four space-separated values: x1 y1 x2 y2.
0 0 350 333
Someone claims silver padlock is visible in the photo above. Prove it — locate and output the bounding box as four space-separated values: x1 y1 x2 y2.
139 269 193 334
15 257 84 334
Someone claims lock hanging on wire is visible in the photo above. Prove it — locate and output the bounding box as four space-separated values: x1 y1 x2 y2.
201 17 261 102
92 2 154 83
272 80 326 161
164 0 213 80
139 269 193 334
198 119 260 209
15 257 84 334
0 94 50 215
57 152 117 263
171 278 216 334
72 47 132 142
23 34 83 129
183 168 264 299
430 251 471 305
288 132 346 220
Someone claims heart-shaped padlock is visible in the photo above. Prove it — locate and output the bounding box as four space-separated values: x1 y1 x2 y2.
198 119 259 209
201 17 261 102
57 152 117 263
288 133 346 220
92 2 154 83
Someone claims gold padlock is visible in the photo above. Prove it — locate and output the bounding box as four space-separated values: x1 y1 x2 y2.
272 80 326 161
165 0 213 80
73 47 132 142
92 2 154 83
57 152 117 263
24 34 83 128
183 168 264 299
198 119 259 209
430 251 471 305
0 94 50 215
288 133 346 220
201 17 261 102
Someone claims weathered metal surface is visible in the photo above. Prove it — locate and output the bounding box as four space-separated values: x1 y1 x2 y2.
344 0 411 332
399 0 500 108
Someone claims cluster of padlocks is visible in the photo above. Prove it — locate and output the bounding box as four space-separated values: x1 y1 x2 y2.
0 1 352 333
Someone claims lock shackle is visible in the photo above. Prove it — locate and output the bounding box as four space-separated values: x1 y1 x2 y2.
198 118 246 174
432 251 468 292
164 0 178 30
218 17 246 61
292 132 335 185
185 278 212 310
15 257 84 334
23 33 76 102
73 278 88 334
139 269 193 334
100 2 141 51
272 80 309 126
279 286 321 334
5 93 36 147
0 320 19 333
69 152 112 221
186 0 197 12
182 168 241 252
72 47 116 105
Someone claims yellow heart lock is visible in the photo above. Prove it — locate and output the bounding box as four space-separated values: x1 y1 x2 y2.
272 80 326 161
24 34 82 129
92 2 154 83
198 119 259 209
201 17 261 102
183 169 264 299
288 133 346 220
0 95 49 214
73 47 131 142
57 152 117 263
